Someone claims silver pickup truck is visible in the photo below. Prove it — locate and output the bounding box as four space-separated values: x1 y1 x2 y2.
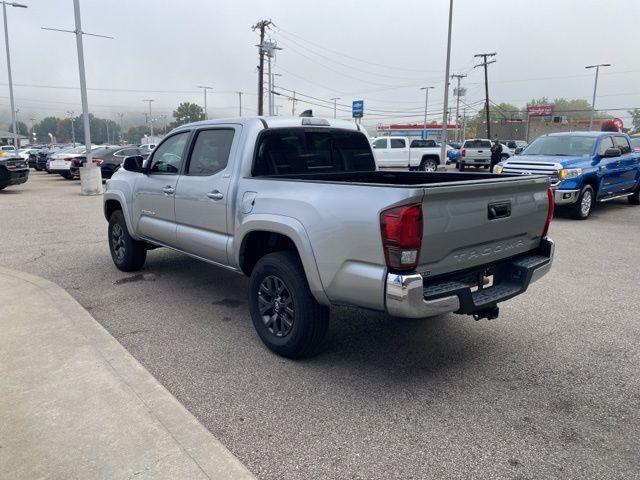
103 117 555 357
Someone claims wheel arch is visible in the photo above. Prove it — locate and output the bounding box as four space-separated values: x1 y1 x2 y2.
234 215 329 306
103 191 140 240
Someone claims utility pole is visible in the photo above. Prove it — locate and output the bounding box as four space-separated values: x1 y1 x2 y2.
461 108 467 140
105 119 109 144
2 2 26 147
439 0 454 164
237 91 243 116
197 85 213 119
66 111 75 146
474 52 496 139
330 97 340 119
160 114 167 135
29 116 35 143
252 19 272 116
451 73 466 142
420 86 434 140
117 112 123 142
261 39 281 116
586 63 611 130
42 0 113 195
143 99 154 138
291 91 296 116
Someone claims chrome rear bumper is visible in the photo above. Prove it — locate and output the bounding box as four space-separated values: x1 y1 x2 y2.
385 237 554 319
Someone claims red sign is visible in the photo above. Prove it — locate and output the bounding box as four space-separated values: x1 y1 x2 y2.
612 117 624 131
527 105 555 116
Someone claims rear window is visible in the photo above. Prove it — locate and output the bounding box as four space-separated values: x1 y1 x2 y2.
253 128 376 176
464 140 491 148
410 139 436 148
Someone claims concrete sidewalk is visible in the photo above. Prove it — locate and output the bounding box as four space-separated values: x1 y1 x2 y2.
0 267 255 480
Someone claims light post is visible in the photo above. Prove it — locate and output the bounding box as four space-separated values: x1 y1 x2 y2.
420 87 434 140
440 0 454 163
42 0 113 195
585 63 611 130
143 99 154 138
330 97 340 119
2 2 27 148
66 111 75 146
197 85 213 120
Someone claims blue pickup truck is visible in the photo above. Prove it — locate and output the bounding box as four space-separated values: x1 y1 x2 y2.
494 131 640 219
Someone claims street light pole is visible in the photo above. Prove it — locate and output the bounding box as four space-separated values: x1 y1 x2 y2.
2 2 27 147
420 86 434 140
197 85 213 119
237 91 243 116
330 97 340 119
439 0 454 164
67 111 75 146
586 63 611 130
143 99 154 138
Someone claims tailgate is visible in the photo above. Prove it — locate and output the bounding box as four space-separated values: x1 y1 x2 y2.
418 176 549 277
466 148 490 159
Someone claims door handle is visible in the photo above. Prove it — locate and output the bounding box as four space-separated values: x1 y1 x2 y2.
162 186 175 195
207 190 224 200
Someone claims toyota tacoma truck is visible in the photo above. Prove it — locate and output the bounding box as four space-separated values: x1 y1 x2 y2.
103 117 555 357
494 131 640 219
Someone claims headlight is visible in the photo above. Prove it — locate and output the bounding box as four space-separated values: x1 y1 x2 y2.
558 168 582 180
494 164 504 174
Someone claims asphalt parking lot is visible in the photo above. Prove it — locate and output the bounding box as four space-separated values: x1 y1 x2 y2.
2 172 639 480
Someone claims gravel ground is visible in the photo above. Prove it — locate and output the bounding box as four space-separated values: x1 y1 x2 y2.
2 171 639 479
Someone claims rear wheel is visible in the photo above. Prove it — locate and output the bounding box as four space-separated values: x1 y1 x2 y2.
108 209 147 271
569 185 594 220
419 158 438 172
458 162 465 172
248 251 329 358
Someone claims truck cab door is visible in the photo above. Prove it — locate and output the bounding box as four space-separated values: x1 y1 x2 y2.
388 137 409 167
174 126 239 265
132 131 190 246
597 135 625 196
372 138 390 167
612 136 638 192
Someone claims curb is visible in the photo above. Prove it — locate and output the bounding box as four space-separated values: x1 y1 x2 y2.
0 267 255 480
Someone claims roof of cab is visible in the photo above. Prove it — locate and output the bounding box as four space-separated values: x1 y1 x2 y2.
175 116 360 132
545 131 619 137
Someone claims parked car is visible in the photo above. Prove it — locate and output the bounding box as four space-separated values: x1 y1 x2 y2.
49 146 89 178
494 131 640 219
0 155 28 190
70 146 151 179
503 140 527 155
35 145 66 171
371 136 447 171
139 143 156 151
104 116 554 358
458 139 511 170
447 142 462 163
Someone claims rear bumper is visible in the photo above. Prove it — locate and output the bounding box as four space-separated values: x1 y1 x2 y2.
460 158 490 165
385 237 554 318
553 188 580 205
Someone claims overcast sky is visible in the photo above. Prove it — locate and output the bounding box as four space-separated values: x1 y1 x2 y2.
5 0 640 128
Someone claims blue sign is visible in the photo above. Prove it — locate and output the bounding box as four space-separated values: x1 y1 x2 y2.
352 100 364 118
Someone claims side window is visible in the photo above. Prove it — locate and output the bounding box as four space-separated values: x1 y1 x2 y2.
149 132 189 174
372 138 387 149
187 129 234 176
390 138 406 148
598 136 614 155
613 136 631 155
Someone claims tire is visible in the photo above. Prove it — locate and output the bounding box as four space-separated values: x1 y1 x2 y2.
458 162 465 172
419 158 438 172
108 209 147 271
628 182 640 205
569 185 595 220
248 251 329 358
0 186 5 191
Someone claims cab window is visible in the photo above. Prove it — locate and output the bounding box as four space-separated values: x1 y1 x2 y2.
390 138 406 148
372 138 387 149
149 132 189 174
612 136 631 154
186 129 234 176
598 136 614 156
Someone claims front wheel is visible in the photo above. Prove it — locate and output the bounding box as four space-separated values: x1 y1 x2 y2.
248 251 329 358
108 209 147 271
569 185 595 220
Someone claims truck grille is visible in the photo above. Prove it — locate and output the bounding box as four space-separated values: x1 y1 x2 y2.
502 161 560 186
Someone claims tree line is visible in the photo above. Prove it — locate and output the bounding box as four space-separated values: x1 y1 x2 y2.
27 102 206 145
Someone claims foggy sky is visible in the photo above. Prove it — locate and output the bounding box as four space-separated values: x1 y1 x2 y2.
4 0 640 128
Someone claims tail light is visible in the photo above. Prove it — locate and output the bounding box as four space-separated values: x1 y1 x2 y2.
461 148 466 157
92 158 103 165
542 187 554 237
380 203 423 271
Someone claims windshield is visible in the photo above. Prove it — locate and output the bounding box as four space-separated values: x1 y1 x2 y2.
522 135 596 157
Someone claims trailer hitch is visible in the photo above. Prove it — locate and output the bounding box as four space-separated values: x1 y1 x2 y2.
472 306 500 321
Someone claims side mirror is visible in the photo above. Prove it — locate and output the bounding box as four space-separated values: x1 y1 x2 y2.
123 155 144 172
603 147 622 158
514 147 524 155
